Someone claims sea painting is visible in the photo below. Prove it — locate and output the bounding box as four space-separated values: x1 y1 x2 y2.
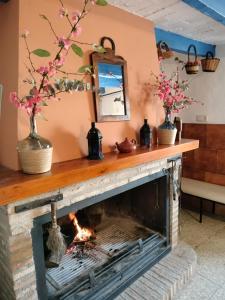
98 63 125 116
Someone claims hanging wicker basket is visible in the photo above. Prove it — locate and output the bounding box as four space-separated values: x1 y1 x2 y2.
185 44 199 75
201 51 220 72
157 41 174 60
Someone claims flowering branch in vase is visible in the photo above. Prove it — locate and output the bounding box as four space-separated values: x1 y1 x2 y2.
9 0 107 124
153 63 202 114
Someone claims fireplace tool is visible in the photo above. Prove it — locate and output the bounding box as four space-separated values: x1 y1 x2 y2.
46 201 66 268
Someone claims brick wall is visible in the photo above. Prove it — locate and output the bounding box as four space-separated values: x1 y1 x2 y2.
0 207 16 300
182 123 225 185
182 123 225 216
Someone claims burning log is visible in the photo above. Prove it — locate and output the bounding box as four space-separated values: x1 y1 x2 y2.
66 213 96 256
68 212 95 242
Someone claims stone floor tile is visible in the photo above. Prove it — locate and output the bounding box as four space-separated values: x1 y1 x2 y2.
197 265 225 287
174 273 220 300
116 209 225 300
174 209 225 299
179 210 225 249
210 287 225 300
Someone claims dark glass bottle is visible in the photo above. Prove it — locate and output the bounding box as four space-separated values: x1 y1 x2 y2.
87 122 104 160
140 119 152 148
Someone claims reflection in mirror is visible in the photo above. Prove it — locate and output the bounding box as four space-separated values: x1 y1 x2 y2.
98 63 125 116
91 37 130 122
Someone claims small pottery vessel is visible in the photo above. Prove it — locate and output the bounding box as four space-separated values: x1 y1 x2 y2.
157 109 177 145
115 138 136 153
17 116 53 174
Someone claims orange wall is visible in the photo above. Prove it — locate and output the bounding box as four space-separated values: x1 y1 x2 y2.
0 0 19 169
1 0 163 170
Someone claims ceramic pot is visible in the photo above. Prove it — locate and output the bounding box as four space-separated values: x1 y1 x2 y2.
17 116 53 174
158 110 177 145
115 138 136 153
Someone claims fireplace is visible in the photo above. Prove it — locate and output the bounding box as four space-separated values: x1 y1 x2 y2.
0 157 181 300
32 170 170 300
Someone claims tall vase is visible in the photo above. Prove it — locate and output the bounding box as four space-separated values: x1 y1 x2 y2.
157 109 177 145
17 116 53 174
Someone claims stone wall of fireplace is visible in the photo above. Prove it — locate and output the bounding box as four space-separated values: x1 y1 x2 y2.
0 157 181 300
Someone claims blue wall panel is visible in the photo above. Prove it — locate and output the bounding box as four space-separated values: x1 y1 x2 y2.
155 28 216 57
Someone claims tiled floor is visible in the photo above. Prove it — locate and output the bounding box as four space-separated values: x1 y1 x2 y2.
174 210 225 300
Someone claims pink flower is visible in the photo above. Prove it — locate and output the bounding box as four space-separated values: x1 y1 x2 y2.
54 54 65 67
58 37 71 50
9 92 18 103
156 69 200 113
9 92 21 108
25 88 43 110
71 10 81 24
48 62 57 77
11 84 53 116
48 67 56 77
72 25 82 37
42 79 49 86
37 66 49 75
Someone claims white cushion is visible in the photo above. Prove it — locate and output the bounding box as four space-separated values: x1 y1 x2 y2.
181 177 225 205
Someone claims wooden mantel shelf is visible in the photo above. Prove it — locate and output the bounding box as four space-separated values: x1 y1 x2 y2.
0 139 199 206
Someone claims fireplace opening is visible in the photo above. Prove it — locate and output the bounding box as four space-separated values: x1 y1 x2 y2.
33 171 170 300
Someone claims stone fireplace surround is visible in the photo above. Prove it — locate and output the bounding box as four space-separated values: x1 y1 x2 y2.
0 156 181 300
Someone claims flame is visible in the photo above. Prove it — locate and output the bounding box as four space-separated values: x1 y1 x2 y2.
69 212 94 242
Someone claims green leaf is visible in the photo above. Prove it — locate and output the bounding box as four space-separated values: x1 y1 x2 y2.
71 44 83 57
78 65 93 74
32 49 51 57
96 0 108 6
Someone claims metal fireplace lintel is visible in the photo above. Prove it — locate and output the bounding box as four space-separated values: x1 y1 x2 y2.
15 193 63 213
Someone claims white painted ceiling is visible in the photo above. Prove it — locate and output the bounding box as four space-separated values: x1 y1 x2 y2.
108 0 225 45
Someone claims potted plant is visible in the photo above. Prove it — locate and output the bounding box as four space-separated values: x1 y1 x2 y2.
154 65 200 144
9 0 107 174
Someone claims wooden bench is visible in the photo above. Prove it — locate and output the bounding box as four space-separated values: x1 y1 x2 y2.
181 177 225 223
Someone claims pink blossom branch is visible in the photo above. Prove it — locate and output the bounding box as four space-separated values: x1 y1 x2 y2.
58 0 73 27
39 0 92 89
12 0 98 119
57 69 87 77
24 63 36 84
40 15 58 39
24 37 36 72
69 39 93 46
42 90 63 98
66 0 89 40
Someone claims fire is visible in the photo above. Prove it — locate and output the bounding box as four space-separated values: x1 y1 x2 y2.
69 212 94 242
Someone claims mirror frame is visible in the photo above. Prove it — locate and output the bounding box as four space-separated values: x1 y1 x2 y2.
90 37 130 122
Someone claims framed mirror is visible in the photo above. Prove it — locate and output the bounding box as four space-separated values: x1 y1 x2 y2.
91 37 130 122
